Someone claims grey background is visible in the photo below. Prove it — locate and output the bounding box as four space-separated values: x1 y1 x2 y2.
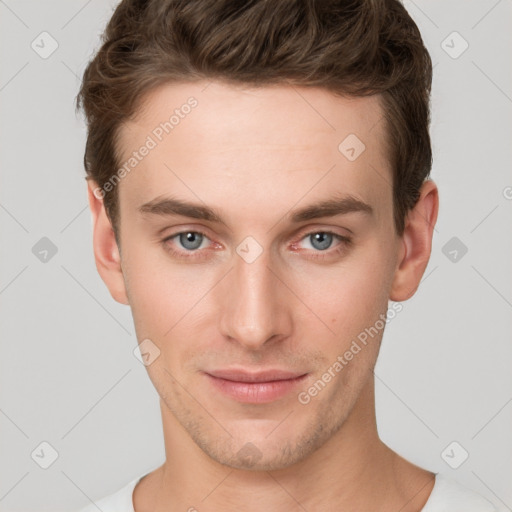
1 1 511 510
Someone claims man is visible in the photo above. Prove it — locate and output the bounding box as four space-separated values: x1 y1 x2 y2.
77 0 496 510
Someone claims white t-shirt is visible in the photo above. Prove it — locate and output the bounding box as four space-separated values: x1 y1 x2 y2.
77 471 497 512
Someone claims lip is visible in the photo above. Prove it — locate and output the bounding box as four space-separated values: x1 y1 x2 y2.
204 368 308 403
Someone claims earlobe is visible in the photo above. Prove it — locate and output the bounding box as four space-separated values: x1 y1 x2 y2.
389 180 439 302
86 179 129 305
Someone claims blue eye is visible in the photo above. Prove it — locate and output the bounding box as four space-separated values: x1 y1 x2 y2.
162 229 351 263
176 232 205 250
308 232 334 251
161 230 214 262
292 230 352 261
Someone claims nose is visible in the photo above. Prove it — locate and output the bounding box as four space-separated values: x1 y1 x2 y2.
218 247 292 350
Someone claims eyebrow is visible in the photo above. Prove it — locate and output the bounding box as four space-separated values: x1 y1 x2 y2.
138 194 373 225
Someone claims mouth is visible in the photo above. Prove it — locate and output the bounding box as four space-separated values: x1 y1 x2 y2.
204 368 309 404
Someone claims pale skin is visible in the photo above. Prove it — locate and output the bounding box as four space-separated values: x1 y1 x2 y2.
87 81 439 511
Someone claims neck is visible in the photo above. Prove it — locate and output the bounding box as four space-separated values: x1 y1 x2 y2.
135 375 435 512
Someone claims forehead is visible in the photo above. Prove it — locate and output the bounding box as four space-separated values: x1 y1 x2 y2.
116 81 391 223
125 81 385 150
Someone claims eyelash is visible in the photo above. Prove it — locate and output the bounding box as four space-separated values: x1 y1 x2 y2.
161 229 352 262
293 231 352 261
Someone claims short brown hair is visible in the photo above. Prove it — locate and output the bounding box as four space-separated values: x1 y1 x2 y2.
77 0 432 238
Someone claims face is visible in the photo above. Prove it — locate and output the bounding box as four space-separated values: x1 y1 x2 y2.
109 81 404 470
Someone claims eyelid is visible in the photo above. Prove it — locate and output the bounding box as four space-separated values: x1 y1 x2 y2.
290 225 352 245
290 229 350 250
163 229 217 249
162 226 352 260
162 226 350 245
161 225 216 243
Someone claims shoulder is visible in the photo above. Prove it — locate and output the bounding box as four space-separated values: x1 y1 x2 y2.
421 473 497 512
75 475 141 512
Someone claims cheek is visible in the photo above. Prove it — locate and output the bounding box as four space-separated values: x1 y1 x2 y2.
299 256 392 332
121 245 184 339
289 250 396 378
122 227 396 350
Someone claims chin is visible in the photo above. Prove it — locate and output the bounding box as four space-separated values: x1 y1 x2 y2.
191 416 336 472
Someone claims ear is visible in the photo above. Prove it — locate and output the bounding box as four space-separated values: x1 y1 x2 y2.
390 179 439 301
86 179 129 305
